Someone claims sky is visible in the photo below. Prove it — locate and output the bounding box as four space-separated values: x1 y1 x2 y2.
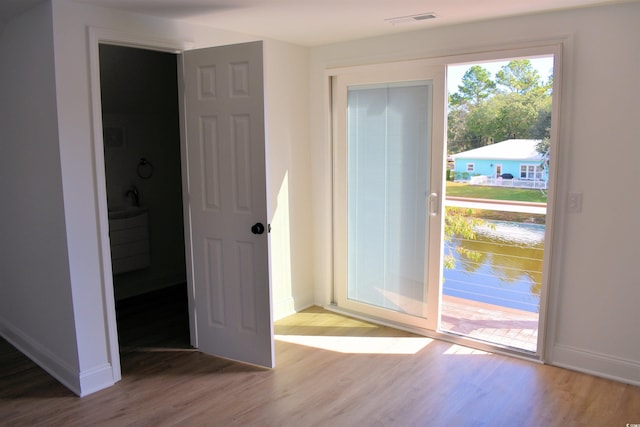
447 56 554 95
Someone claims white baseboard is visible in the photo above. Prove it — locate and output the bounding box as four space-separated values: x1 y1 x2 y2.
273 297 315 321
0 317 115 397
273 297 297 321
550 343 640 386
0 318 81 395
78 363 115 397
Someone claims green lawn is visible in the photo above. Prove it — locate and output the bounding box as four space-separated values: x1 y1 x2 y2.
446 182 547 203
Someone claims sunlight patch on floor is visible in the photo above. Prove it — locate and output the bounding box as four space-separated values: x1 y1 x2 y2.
275 335 433 354
275 311 379 328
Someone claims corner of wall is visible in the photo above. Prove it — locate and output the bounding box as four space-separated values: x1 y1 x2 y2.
78 364 116 397
0 317 81 396
1 313 117 397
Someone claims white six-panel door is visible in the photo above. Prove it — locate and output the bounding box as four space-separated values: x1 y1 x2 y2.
181 41 274 368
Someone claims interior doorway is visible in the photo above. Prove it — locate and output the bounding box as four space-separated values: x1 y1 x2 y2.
92 35 275 379
98 44 190 355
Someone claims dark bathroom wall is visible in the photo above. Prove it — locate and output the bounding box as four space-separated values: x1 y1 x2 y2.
100 44 186 300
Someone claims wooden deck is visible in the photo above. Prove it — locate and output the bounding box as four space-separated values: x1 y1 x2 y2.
441 295 539 352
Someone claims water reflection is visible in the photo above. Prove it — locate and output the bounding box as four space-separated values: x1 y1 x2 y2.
444 220 545 312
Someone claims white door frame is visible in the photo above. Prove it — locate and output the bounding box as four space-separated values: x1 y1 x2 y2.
326 42 564 360
87 28 193 382
441 45 563 359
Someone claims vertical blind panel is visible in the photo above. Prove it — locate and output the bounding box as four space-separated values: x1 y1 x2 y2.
347 81 431 317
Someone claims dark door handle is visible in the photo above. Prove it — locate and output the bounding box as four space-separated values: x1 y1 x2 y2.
251 222 265 235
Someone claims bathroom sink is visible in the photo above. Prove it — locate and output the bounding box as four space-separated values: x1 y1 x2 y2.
108 207 150 274
108 206 147 220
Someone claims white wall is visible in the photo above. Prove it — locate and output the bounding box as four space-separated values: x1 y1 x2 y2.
0 0 313 396
263 39 314 319
0 1 81 393
308 2 640 384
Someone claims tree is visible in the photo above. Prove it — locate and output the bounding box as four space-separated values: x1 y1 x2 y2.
495 59 542 95
447 107 470 153
529 104 552 139
536 137 550 172
453 65 496 108
447 58 553 155
488 93 540 141
448 66 497 152
535 137 551 197
463 91 541 143
443 207 493 270
463 100 498 145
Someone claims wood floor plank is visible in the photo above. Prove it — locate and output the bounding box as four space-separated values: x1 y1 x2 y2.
1 286 638 426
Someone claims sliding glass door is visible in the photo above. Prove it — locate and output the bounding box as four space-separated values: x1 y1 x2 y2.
332 49 558 358
332 63 446 330
440 53 558 354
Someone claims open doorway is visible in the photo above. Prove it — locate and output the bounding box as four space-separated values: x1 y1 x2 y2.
94 38 275 375
98 44 191 356
442 55 556 354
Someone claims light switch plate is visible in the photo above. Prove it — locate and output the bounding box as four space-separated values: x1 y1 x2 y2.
567 192 583 213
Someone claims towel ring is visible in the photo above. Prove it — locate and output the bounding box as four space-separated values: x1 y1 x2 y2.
137 158 154 179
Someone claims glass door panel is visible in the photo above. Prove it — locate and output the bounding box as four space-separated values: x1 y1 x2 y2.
347 82 430 318
333 63 446 331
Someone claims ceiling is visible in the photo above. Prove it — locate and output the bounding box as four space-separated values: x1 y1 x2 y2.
0 0 45 26
1 0 634 46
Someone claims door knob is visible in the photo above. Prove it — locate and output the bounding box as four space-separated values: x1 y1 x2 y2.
251 222 265 235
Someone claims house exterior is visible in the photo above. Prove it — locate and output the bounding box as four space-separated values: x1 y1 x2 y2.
451 139 547 183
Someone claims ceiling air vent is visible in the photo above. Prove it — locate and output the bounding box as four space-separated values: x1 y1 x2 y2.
385 13 438 26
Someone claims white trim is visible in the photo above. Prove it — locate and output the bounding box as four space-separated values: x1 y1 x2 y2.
87 26 192 386
323 37 570 78
435 41 567 72
537 42 565 362
0 315 84 396
176 54 198 349
324 40 567 362
88 27 193 53
273 297 297 321
78 363 115 397
273 300 314 322
550 344 640 387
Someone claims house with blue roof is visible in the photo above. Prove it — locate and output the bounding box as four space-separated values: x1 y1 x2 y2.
451 139 547 186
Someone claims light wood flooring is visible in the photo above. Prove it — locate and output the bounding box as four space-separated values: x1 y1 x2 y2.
1 285 639 426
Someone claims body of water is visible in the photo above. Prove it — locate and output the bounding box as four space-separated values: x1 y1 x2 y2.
443 220 545 313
